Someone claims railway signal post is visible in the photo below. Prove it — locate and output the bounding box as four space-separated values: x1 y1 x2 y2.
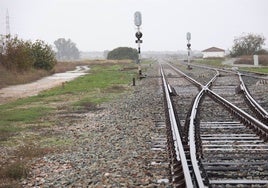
186 32 191 69
134 11 143 77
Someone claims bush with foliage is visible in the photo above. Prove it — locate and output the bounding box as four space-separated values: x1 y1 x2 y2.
1 36 34 71
107 47 138 60
230 33 266 57
31 40 56 70
0 36 56 72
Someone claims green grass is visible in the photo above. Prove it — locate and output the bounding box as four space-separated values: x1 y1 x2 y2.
38 64 134 97
0 106 52 141
0 62 141 186
239 67 268 74
0 63 137 143
40 137 73 147
0 106 51 123
41 64 135 107
194 59 227 68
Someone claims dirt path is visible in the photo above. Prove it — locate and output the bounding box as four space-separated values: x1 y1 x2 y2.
0 66 90 104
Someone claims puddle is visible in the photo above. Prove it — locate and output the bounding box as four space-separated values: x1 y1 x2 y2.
0 66 90 104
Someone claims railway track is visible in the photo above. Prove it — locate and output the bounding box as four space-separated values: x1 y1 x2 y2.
160 61 268 187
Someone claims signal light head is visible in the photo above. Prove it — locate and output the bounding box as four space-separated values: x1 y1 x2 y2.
136 31 143 39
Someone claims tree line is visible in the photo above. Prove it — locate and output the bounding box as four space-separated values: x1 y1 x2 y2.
0 33 266 73
106 33 267 60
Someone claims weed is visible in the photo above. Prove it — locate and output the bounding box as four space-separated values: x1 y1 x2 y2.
0 144 54 186
73 101 99 112
0 160 28 180
0 129 17 142
104 85 127 93
16 144 54 159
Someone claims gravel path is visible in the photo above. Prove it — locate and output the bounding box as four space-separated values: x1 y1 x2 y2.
22 63 172 187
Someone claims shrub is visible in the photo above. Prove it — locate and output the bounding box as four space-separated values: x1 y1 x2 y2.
31 40 56 71
5 161 28 179
1 37 35 71
107 47 138 60
1 161 28 180
0 36 56 72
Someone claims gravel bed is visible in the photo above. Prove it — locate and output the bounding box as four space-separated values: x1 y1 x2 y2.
242 75 268 112
22 64 172 187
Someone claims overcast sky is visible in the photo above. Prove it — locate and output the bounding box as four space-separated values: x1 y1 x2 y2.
1 0 268 52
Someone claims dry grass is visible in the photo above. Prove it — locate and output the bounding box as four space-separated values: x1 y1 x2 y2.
0 161 28 180
234 55 268 66
0 59 133 89
0 144 54 187
0 64 50 89
54 59 133 73
259 55 268 66
0 59 135 187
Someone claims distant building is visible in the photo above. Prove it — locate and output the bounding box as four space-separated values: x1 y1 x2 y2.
202 47 225 58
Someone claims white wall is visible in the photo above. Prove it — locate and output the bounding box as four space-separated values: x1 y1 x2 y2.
203 51 225 58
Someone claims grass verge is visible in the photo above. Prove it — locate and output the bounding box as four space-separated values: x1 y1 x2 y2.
238 67 268 74
193 58 227 68
0 60 139 186
0 62 137 142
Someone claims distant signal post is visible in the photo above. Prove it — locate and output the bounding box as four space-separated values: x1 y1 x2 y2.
134 11 143 76
186 32 191 69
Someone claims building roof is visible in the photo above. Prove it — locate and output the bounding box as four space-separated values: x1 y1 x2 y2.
202 47 225 52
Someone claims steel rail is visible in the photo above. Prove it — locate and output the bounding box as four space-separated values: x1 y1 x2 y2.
190 61 268 124
165 61 268 184
164 61 268 186
165 62 219 187
206 88 268 137
186 69 268 186
166 63 203 90
188 71 219 188
240 71 268 79
204 70 219 89
238 72 268 122
160 65 193 188
189 88 207 187
187 63 236 75
182 61 268 126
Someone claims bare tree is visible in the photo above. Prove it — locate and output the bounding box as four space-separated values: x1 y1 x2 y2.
54 38 80 60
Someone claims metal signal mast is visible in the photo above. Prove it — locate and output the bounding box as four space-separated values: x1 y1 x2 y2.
134 11 143 76
186 32 191 69
6 9 10 37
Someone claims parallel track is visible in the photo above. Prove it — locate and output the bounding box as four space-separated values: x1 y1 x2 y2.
160 61 268 187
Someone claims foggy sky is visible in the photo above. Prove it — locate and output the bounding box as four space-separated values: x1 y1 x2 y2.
1 0 268 51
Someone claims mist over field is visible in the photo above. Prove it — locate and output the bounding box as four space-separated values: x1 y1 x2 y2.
1 0 267 51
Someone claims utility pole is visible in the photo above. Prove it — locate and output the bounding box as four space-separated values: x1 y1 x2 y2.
1 9 10 55
134 11 143 76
